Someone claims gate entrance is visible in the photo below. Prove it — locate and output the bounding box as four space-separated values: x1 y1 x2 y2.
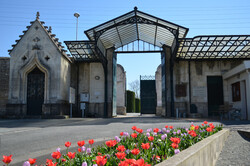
140 76 156 114
27 67 45 115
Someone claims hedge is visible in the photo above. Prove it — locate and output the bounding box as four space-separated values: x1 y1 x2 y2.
126 90 135 113
135 98 141 113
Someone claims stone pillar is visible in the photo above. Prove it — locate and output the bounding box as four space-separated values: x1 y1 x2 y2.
106 47 116 117
155 65 162 116
116 64 126 115
162 45 172 117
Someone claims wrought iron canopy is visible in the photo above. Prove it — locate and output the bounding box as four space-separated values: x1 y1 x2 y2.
64 41 106 63
177 35 250 60
84 7 189 50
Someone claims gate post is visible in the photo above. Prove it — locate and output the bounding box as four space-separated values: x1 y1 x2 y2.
106 47 117 117
162 45 172 117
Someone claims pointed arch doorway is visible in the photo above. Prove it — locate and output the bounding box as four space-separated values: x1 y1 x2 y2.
27 67 45 115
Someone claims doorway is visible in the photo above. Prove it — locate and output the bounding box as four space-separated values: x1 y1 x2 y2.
27 67 45 115
207 76 224 116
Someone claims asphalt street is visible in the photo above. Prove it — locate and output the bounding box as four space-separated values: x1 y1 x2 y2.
0 114 249 165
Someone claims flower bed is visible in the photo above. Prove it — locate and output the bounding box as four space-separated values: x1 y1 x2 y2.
2 121 222 166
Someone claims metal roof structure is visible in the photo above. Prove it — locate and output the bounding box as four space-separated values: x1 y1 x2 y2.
177 35 250 60
65 7 250 62
64 41 106 63
84 7 188 51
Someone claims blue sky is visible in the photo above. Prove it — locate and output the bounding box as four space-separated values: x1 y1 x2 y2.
0 0 250 87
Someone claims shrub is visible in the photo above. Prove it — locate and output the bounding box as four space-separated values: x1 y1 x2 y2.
126 90 135 113
135 98 141 113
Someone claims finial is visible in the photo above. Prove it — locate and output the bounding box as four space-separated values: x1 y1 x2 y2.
36 12 40 20
48 26 52 33
134 6 138 11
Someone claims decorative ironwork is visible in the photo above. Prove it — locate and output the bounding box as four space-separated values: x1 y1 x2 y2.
94 15 177 43
177 35 250 60
85 7 188 50
140 75 155 80
64 41 107 64
115 40 163 53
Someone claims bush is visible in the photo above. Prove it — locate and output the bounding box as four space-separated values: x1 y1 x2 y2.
126 90 135 113
135 98 141 113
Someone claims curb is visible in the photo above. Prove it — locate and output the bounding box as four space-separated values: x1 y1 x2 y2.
156 129 230 166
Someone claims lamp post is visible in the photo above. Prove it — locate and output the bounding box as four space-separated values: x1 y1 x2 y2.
74 13 80 40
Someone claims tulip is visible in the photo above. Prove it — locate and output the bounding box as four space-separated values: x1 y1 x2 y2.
23 161 30 166
82 162 88 166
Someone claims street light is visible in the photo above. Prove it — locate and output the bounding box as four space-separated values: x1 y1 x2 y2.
74 13 80 40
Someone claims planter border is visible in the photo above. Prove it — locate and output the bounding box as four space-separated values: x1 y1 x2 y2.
156 129 230 166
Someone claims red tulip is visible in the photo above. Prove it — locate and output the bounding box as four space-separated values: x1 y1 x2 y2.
148 136 154 141
28 158 37 165
136 128 143 133
131 148 140 155
116 152 126 160
117 145 126 152
77 140 85 147
105 140 117 147
2 155 12 164
165 125 168 128
131 133 137 138
89 139 94 145
171 143 178 149
93 156 107 166
61 158 66 162
153 128 159 133
51 151 61 159
188 130 197 137
46 159 57 166
204 121 208 124
120 132 124 136
169 126 173 129
206 127 213 132
65 141 71 148
131 126 137 130
67 152 76 159
141 143 150 150
170 137 181 144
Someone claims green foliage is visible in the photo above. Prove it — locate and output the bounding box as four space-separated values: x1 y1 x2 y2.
135 98 141 113
126 90 135 113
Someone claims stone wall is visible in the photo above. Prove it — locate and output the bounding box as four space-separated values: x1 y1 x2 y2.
173 60 243 117
0 57 10 116
77 62 105 117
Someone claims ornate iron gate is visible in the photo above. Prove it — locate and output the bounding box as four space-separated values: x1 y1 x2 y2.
27 67 45 115
140 75 156 114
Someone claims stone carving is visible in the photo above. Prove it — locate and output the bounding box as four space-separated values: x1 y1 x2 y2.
33 37 40 42
22 56 27 61
32 44 41 50
36 12 40 20
45 56 50 61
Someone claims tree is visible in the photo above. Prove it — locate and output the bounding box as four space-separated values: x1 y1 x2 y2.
129 79 140 98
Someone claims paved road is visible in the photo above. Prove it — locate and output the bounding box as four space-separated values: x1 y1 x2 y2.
0 115 249 165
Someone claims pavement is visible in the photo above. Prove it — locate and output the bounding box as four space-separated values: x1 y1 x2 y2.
0 113 249 165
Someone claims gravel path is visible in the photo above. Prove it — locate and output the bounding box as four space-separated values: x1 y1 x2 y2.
216 130 250 166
